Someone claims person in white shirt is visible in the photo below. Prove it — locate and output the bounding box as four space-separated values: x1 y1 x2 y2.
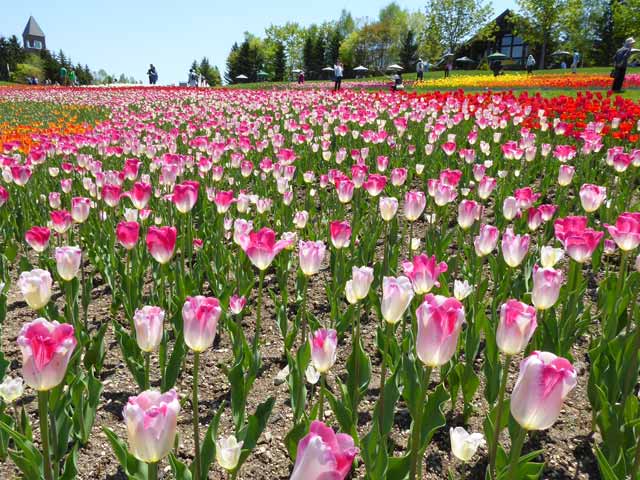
526 55 536 75
334 62 343 91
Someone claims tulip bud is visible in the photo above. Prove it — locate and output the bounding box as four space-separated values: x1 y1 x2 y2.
531 265 563 311
450 427 485 462
299 240 326 276
18 269 53 310
146 226 177 264
18 318 76 391
510 351 576 430
474 224 499 257
329 221 351 249
501 228 529 268
381 276 414 324
54 246 82 281
309 328 338 373
497 300 537 355
379 196 398 222
182 296 222 352
454 279 473 300
0 376 24 403
216 435 243 471
229 294 246 314
123 389 180 463
416 294 465 366
133 306 164 352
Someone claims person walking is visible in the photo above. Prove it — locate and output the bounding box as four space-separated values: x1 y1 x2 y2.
333 61 343 91
571 50 580 73
612 37 636 92
526 55 536 75
416 58 424 81
147 64 158 85
444 59 453 78
59 65 67 85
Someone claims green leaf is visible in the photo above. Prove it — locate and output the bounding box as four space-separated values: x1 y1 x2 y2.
195 401 225 480
373 369 400 436
237 397 275 469
103 427 148 480
285 421 309 461
420 384 450 447
161 331 186 392
361 423 389 479
60 445 79 480
169 453 193 480
112 321 146 389
0 420 43 479
594 446 621 480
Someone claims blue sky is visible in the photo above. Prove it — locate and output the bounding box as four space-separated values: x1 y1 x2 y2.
4 0 515 84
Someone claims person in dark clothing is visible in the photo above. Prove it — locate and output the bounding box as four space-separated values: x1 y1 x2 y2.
612 38 635 92
490 60 503 77
147 64 158 85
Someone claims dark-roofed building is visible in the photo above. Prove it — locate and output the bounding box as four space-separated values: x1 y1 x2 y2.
457 9 533 69
23 16 46 52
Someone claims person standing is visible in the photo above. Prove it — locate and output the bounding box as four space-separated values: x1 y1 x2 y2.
147 64 158 85
59 65 67 85
571 50 580 73
526 55 536 75
333 61 343 91
444 59 453 78
612 37 636 92
68 69 76 86
416 58 424 81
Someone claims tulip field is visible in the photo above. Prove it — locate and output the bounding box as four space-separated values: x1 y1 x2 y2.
0 85 639 480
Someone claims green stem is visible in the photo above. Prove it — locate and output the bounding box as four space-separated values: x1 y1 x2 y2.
378 322 391 436
318 373 326 420
351 302 362 420
631 433 640 480
506 425 526 480
488 355 512 478
192 351 201 480
144 351 151 390
148 461 158 480
252 270 265 358
38 391 53 480
300 276 309 343
382 222 390 277
409 366 433 480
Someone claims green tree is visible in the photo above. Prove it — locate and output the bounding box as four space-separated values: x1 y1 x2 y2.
225 42 240 84
273 41 287 81
199 57 221 86
612 0 640 46
399 29 418 69
561 0 607 66
515 0 567 68
265 22 305 71
11 54 44 83
425 0 494 54
0 35 25 80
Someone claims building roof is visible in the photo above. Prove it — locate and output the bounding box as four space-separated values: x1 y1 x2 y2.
23 16 45 38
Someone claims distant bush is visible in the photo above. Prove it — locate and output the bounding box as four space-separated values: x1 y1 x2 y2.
11 54 44 83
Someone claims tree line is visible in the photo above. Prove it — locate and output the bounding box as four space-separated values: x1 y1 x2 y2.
0 34 137 85
224 0 640 84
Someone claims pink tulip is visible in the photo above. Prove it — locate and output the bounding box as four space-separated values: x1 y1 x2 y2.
391 167 408 186
11 165 32 186
50 210 73 234
564 229 604 263
402 254 448 295
474 224 499 257
290 421 358 480
363 174 387 197
497 300 537 355
229 294 246 314
294 211 309 229
329 220 351 249
538 204 557 222
531 265 563 310
123 389 180 463
558 165 575 186
146 226 177 264
54 246 82 281
442 141 457 156
238 227 293 270
116 221 140 250
605 212 640 251
415 294 465 367
501 228 530 268
309 328 338 373
457 200 482 230
0 186 9 206
129 182 152 210
503 196 518 221
133 306 165 352
404 190 426 222
527 207 543 231
440 169 463 187
554 216 588 244
345 266 374 304
379 196 398 221
351 165 368 187
25 226 51 253
182 296 222 352
173 181 199 213
49 192 61 209
433 181 457 206
71 197 91 223
18 318 76 391
579 184 606 213
381 276 415 324
514 187 540 210
336 178 354 203
299 240 326 276
472 164 486 181
101 184 122 208
477 176 497 200
510 351 576 430
214 190 235 214
233 219 253 246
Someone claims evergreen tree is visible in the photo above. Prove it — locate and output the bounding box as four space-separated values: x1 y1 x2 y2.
399 30 418 70
199 57 221 86
273 41 287 81
327 29 343 65
225 42 240 84
303 34 314 78
311 33 327 79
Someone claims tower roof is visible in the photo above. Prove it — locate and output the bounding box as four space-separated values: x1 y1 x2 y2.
23 16 45 38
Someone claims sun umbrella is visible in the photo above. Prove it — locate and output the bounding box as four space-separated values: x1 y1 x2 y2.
353 65 369 71
442 52 454 58
292 69 303 74
487 52 507 60
322 66 334 72
235 74 248 79
551 51 571 56
631 48 640 53
387 64 404 71
456 56 476 63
